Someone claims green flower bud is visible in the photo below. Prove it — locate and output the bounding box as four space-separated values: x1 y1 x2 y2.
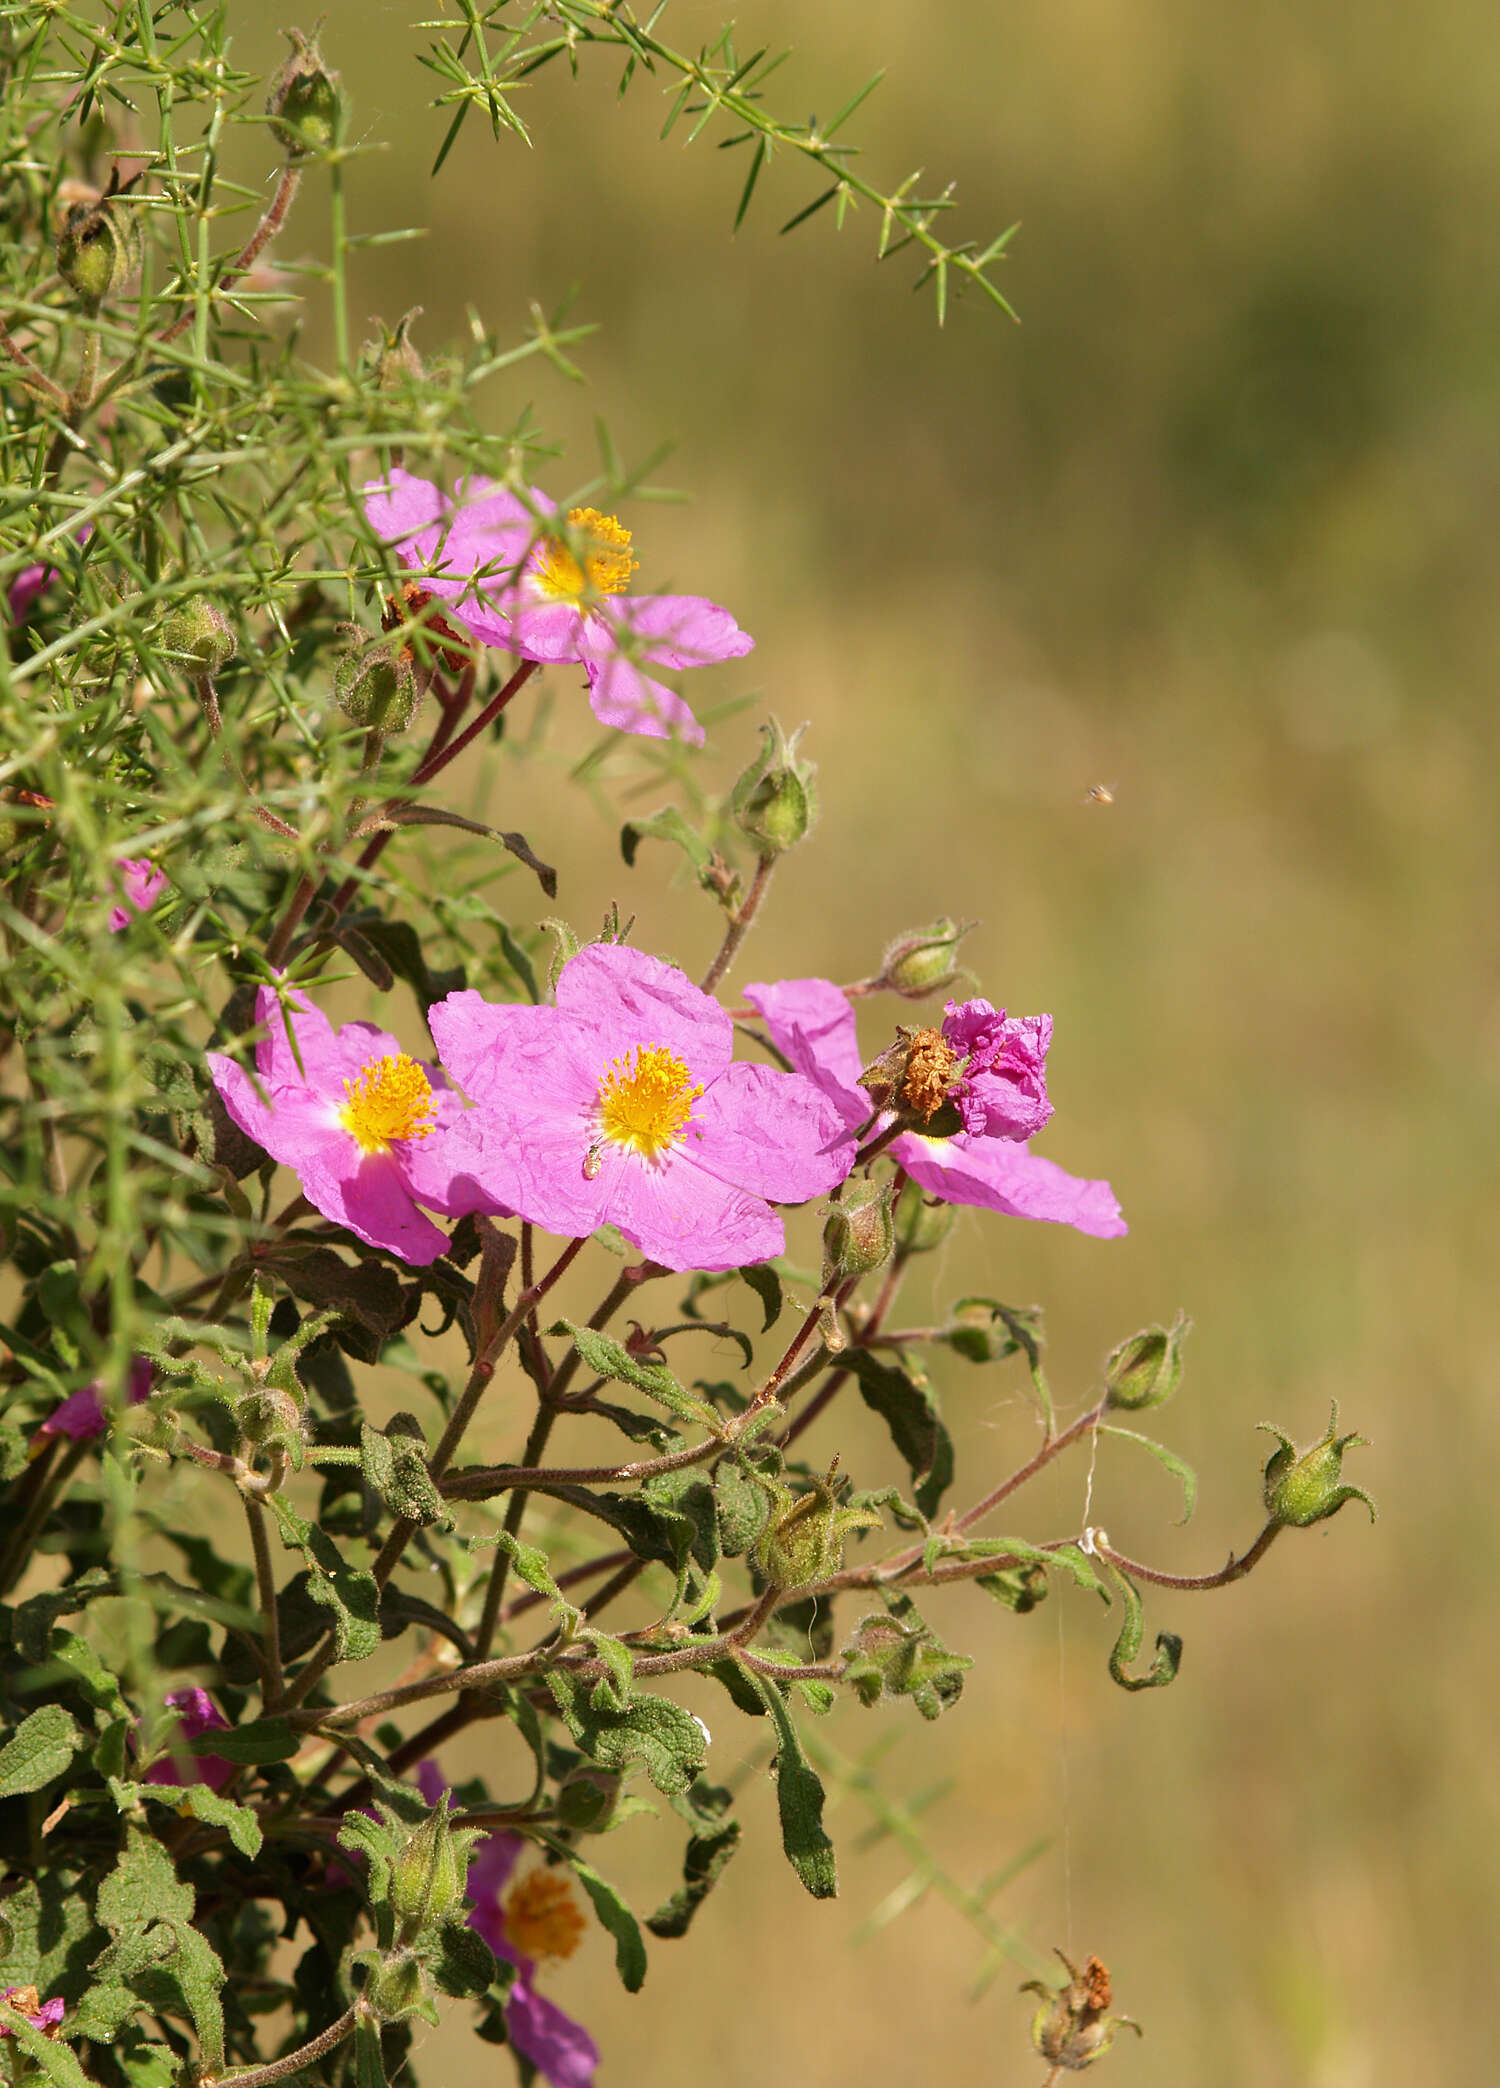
554 1767 625 1834
266 29 343 158
390 1803 468 1939
822 1180 895 1286
1021 1949 1141 2072
893 1185 956 1255
332 632 422 731
729 720 818 855
235 1386 304 1456
366 308 425 393
1261 1404 1375 1529
878 917 974 1000
1104 1310 1190 1411
56 174 142 312
365 1950 430 2024
752 1458 883 1592
157 597 237 676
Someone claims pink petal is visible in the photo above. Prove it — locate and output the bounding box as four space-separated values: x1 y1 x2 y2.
429 996 583 1108
506 599 592 663
505 1980 599 2088
603 592 754 669
896 1133 1126 1238
295 1144 452 1265
254 985 345 1089
399 1114 515 1221
580 649 705 744
742 979 869 1123
604 1148 784 1272
361 469 449 563
554 944 733 1084
687 1061 855 1202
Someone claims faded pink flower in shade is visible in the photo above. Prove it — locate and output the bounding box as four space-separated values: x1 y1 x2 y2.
108 857 169 932
0 1989 65 2036
415 1764 597 2088
429 943 853 1274
34 1355 153 1445
744 977 1126 1239
361 469 752 745
207 985 489 1267
142 1687 236 1794
6 528 91 625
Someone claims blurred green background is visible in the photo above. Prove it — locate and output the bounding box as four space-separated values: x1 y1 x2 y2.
236 2 1500 2080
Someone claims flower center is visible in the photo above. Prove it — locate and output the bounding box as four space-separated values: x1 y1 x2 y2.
596 1043 702 1161
504 1869 586 1964
533 506 638 602
900 1027 960 1120
339 1054 437 1153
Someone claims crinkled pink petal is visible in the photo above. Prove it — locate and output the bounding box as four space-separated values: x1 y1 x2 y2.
895 1132 1126 1238
143 1688 235 1793
604 1147 784 1272
206 1057 338 1169
686 1061 855 1202
555 944 733 1083
402 1112 514 1220
506 1980 599 2088
428 995 581 1108
502 598 590 663
603 592 754 670
35 1356 152 1444
253 985 345 1090
360 469 449 564
296 1144 451 1264
945 1003 1052 1141
581 648 704 745
108 858 168 934
743 978 869 1123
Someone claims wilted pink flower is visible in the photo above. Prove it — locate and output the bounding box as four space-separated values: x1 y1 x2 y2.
207 985 489 1266
362 469 752 745
744 977 1126 1238
429 943 852 1273
0 1988 65 2036
142 1687 235 1794
415 1763 597 2088
108 857 169 933
34 1355 153 1445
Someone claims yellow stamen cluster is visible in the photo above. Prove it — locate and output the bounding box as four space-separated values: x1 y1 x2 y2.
900 1027 960 1120
534 507 638 601
596 1043 702 1161
339 1053 437 1153
504 1869 587 1964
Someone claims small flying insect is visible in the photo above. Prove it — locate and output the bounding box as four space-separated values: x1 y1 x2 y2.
1082 780 1118 808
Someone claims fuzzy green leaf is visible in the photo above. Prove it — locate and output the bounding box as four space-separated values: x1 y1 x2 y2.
843 1349 954 1518
0 1704 80 1796
546 1669 706 1796
747 1670 837 1899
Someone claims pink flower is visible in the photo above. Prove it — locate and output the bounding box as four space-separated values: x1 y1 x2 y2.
744 977 1126 1239
429 943 853 1273
34 1356 153 1445
108 857 169 933
0 1989 66 2036
414 1764 597 2088
207 985 489 1266
362 469 752 745
141 1687 236 1794
6 528 91 625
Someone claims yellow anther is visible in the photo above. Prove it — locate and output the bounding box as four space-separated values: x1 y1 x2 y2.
339 1053 437 1153
533 507 638 602
595 1042 702 1162
504 1869 587 1964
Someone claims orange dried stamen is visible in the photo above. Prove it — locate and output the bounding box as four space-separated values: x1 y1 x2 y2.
504 1869 587 1963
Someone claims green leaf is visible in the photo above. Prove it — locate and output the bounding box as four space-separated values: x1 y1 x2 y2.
110 1776 263 1858
1103 1563 1183 1693
97 1825 194 1930
70 1982 141 2041
747 1669 837 1899
843 1349 954 1518
840 1589 972 1720
1100 1422 1198 1524
162 1923 227 2070
545 1669 706 1796
0 1868 99 1994
196 1715 299 1764
737 1262 783 1330
267 1494 381 1662
646 1816 741 1938
547 1319 716 1428
0 1703 80 1796
618 806 731 904
361 1418 452 1529
354 2012 389 2088
7 1569 117 1662
535 1838 647 1993
432 1919 497 1999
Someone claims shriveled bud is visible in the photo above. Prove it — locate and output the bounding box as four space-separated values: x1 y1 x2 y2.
823 1180 895 1285
893 1185 956 1255
752 1457 882 1591
1105 1310 1190 1411
1022 1949 1141 2071
367 308 425 392
332 632 422 731
857 1025 964 1135
729 719 818 855
266 28 343 158
878 916 974 1000
157 597 237 676
390 1803 468 1938
56 172 142 311
1261 1404 1375 1529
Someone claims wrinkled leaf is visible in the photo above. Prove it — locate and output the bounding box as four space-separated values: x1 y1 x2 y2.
844 1349 954 1518
747 1670 837 1899
0 1704 80 1796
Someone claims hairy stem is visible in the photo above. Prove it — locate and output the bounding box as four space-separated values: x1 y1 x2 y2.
243 1492 284 1707
699 850 775 993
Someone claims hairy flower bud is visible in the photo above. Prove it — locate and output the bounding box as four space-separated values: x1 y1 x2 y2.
157 597 237 676
878 917 974 999
390 1805 468 1939
1022 1949 1141 2071
1261 1404 1375 1528
1104 1310 1190 1411
729 719 818 855
823 1180 895 1285
752 1458 882 1591
235 1386 304 1455
333 632 422 731
367 308 425 393
56 173 142 311
893 1184 957 1255
365 1950 430 2023
266 28 343 158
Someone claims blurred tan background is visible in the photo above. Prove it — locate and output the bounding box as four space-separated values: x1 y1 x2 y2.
232 3 1500 2081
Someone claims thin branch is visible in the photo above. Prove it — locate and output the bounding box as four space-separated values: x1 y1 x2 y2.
699 850 775 993
1093 1519 1283 1592
243 1492 285 1707
156 163 302 349
212 2004 359 2088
